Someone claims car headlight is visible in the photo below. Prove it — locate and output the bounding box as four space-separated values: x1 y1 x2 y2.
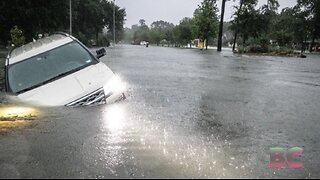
103 75 126 95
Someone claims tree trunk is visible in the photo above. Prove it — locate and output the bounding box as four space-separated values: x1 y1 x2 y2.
205 39 208 50
301 38 305 54
232 32 238 52
232 0 244 52
218 0 226 52
95 30 99 46
310 30 316 53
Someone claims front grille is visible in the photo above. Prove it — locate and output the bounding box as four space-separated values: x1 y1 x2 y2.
66 88 108 107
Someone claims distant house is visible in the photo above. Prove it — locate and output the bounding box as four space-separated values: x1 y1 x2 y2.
193 39 206 49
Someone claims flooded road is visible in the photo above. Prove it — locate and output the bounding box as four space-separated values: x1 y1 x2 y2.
0 45 320 178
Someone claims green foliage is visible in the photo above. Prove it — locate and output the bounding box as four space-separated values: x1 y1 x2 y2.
272 8 295 47
124 0 219 49
230 0 320 53
0 0 69 44
96 34 110 47
160 39 168 46
175 17 196 46
246 36 270 53
10 26 25 47
0 0 126 46
193 0 219 49
230 1 267 45
72 0 126 44
297 0 320 52
125 19 177 46
150 20 175 45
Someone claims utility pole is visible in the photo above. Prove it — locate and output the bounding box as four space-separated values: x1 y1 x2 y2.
69 0 72 35
217 0 226 52
113 0 116 47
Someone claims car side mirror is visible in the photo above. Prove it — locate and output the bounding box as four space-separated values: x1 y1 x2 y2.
96 48 106 59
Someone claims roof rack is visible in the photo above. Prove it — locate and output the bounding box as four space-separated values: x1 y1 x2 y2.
8 33 72 60
53 32 71 37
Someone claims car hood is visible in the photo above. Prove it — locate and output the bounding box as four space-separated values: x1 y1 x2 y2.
17 63 114 106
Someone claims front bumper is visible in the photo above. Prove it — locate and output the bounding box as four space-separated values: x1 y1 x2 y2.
66 75 126 107
65 88 111 107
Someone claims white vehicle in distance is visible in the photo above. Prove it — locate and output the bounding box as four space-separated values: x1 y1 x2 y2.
4 33 126 107
140 41 148 46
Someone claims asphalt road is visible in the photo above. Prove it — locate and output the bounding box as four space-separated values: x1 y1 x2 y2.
0 45 320 178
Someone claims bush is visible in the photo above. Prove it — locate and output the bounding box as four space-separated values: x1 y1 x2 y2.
274 47 295 55
247 45 261 53
249 37 269 53
96 34 110 47
76 32 90 47
237 46 248 53
10 26 25 47
160 39 168 46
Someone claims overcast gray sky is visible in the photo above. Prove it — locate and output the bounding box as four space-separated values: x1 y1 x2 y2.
116 0 295 28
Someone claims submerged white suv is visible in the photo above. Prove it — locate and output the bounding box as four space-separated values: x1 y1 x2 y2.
4 33 126 107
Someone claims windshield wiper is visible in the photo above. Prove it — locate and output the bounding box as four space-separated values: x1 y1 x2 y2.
15 63 95 94
16 70 77 94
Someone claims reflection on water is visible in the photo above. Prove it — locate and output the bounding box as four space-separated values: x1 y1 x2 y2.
82 104 129 178
0 107 38 119
80 101 251 178
0 120 30 134
0 93 41 134
103 105 126 131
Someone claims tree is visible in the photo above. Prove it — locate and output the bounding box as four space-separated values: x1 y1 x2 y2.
10 26 25 47
100 0 126 43
297 0 320 52
139 19 146 26
175 18 196 47
291 6 311 53
149 28 162 45
125 20 150 44
0 0 69 44
230 0 270 49
231 0 258 51
72 0 104 44
150 20 175 46
194 0 219 50
273 8 296 47
260 0 279 38
265 0 280 11
0 0 126 46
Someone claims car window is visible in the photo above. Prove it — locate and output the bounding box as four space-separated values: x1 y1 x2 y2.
8 41 96 93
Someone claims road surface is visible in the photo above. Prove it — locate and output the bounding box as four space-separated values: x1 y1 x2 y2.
0 45 319 178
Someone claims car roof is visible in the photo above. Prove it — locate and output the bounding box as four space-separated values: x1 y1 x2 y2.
8 34 73 65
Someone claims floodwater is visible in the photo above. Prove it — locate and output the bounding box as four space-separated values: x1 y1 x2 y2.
0 45 320 178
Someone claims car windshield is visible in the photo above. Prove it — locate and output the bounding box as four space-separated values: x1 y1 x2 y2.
8 41 95 93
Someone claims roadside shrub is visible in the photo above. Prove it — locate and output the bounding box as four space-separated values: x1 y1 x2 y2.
237 46 248 53
76 32 91 47
160 39 168 46
275 47 295 55
10 26 25 47
246 37 270 53
97 34 110 47
248 45 265 53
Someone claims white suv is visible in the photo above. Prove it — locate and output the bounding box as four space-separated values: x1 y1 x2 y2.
4 33 126 107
